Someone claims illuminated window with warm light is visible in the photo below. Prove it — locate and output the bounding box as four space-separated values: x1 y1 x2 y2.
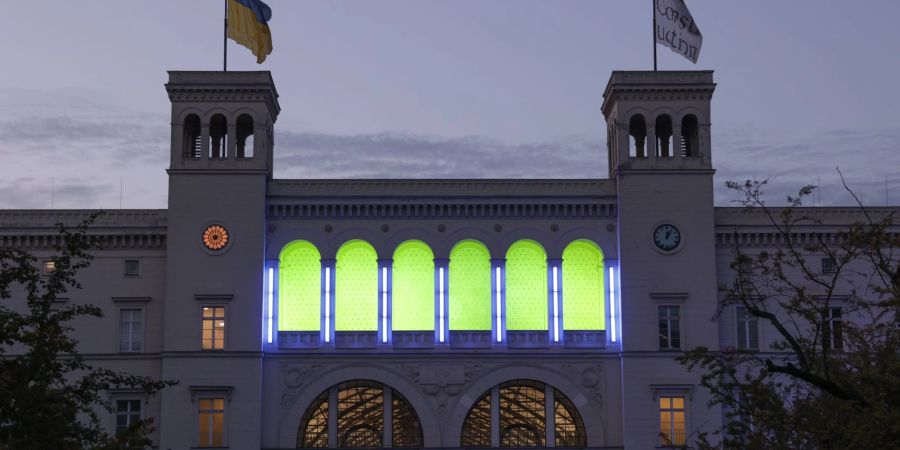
336 240 378 332
659 396 686 446
392 240 435 331
505 240 548 331
449 240 492 331
279 241 321 332
201 306 225 350
562 240 605 331
198 398 225 447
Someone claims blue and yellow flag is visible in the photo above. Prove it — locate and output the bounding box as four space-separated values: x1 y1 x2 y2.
227 0 273 64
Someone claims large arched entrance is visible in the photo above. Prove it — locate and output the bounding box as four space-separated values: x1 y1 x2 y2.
297 380 423 448
460 380 587 448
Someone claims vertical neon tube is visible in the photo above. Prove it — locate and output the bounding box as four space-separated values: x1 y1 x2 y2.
266 267 274 344
439 267 445 343
609 266 617 343
495 266 502 343
381 267 388 343
552 266 559 342
324 267 331 343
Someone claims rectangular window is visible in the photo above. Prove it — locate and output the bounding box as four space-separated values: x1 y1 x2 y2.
202 306 226 351
115 399 142 435
658 305 681 350
825 307 843 351
821 257 836 274
119 309 143 352
198 398 225 448
124 259 140 277
42 260 56 274
736 306 758 351
659 396 686 446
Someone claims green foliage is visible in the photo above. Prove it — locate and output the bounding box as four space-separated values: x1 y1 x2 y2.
0 213 176 450
680 178 900 449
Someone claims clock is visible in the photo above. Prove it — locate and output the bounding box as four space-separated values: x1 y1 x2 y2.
202 224 230 251
653 223 681 252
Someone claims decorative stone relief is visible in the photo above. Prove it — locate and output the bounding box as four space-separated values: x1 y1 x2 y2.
402 363 485 417
561 364 604 407
280 364 325 411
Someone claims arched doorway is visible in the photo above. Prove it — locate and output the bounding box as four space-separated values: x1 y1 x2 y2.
297 380 423 448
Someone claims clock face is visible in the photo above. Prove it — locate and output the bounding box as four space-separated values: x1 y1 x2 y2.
202 225 229 251
653 224 681 252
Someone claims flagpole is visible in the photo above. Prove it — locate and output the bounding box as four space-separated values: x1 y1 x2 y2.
652 0 658 71
223 0 228 71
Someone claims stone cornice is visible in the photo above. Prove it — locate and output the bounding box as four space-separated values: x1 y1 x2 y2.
0 210 167 228
165 70 281 120
602 70 716 115
267 178 616 198
0 210 168 251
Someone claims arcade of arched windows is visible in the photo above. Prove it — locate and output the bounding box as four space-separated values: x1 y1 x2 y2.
296 379 587 448
272 237 616 349
180 111 257 160
627 112 701 159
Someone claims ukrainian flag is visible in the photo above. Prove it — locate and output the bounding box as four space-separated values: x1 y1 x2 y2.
227 0 273 63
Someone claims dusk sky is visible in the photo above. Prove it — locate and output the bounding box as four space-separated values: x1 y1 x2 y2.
1 1 898 209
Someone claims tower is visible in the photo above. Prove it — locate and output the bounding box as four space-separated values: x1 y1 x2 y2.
602 71 720 448
160 71 280 448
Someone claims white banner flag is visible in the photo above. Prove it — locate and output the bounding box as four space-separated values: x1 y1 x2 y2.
655 0 702 63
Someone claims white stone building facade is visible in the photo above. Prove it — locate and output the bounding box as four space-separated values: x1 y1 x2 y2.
1 69 895 449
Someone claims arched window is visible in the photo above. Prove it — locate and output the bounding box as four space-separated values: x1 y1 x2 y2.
449 240 492 331
461 381 586 448
336 240 378 332
392 240 435 331
236 114 255 158
209 114 228 159
628 114 647 158
505 240 547 331
655 114 673 158
279 241 321 331
182 114 201 158
680 114 699 157
562 240 605 331
297 381 423 448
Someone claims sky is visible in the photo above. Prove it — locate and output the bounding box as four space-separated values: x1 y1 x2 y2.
1 0 899 209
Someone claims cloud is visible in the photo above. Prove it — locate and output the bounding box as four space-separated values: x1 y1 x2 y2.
0 177 116 209
0 86 897 209
713 126 900 206
274 131 606 179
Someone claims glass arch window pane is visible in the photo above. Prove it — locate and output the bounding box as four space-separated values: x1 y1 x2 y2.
336 240 378 331
500 381 545 447
505 240 548 331
554 389 587 447
449 240 492 331
338 382 384 447
461 393 491 447
279 241 321 331
392 391 424 447
562 240 605 330
392 241 435 331
298 391 329 448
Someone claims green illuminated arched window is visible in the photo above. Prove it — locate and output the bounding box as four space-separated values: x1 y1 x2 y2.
279 241 321 331
562 240 605 330
336 240 378 331
392 241 435 331
505 240 548 331
449 240 492 331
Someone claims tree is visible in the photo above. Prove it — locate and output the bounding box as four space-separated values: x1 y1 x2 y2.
0 214 175 449
679 178 900 449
